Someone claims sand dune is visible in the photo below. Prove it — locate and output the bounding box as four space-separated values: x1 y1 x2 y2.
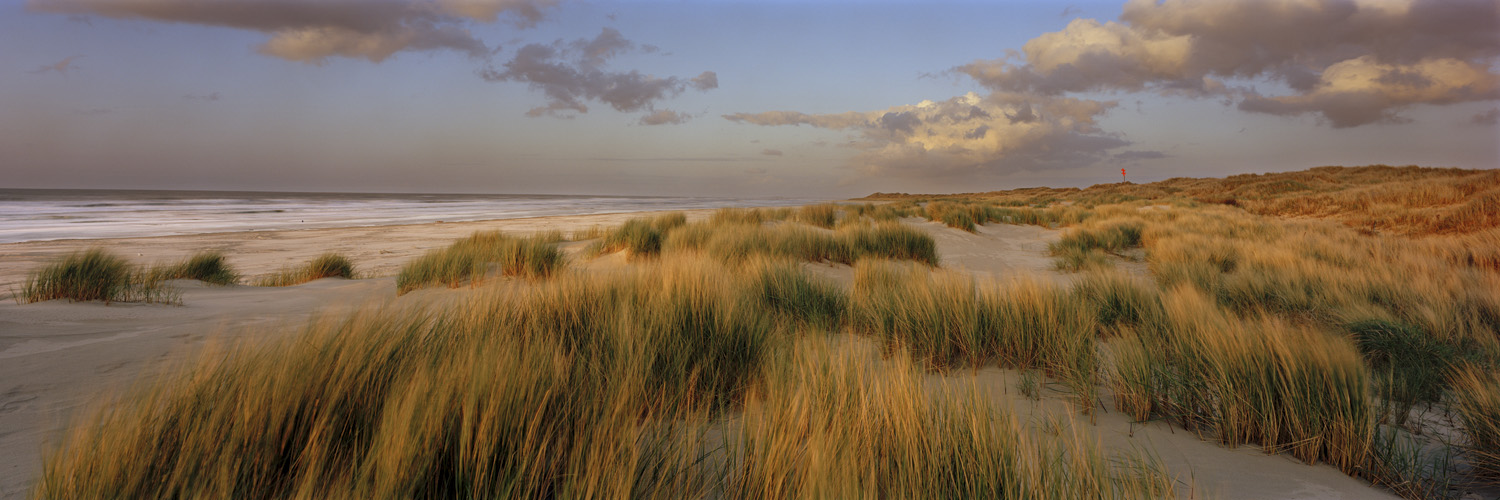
0 213 1398 499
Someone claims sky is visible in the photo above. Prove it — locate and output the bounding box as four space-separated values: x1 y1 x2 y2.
2 0 1497 197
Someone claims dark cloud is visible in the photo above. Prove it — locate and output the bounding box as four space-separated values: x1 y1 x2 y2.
878 111 920 134
1059 6 1082 18
638 109 691 126
27 0 559 64
953 0 1500 127
725 92 1127 179
184 92 222 102
30 55 83 75
1005 104 1037 124
482 28 719 118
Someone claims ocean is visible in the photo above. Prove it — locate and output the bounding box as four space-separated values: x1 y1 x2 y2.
0 189 822 244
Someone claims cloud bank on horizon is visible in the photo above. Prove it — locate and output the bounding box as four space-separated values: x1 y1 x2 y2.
727 0 1499 181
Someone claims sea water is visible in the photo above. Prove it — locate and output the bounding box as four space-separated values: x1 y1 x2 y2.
0 189 820 244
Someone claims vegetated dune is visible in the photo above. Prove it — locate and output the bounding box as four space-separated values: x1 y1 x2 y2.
7 169 1499 499
866 164 1500 237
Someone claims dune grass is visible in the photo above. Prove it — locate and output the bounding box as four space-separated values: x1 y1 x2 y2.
149 250 239 285
1346 319 1458 426
38 257 773 498
595 212 688 257
36 252 1183 498
795 203 840 229
727 339 1178 499
1451 365 1500 482
255 253 356 287
396 232 562 294
1049 218 1145 271
1112 286 1372 473
848 260 1099 410
19 248 178 304
31 190 1500 498
653 216 938 267
747 259 846 330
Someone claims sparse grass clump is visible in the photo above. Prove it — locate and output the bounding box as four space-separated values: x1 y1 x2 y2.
1051 218 1145 271
839 221 939 265
20 248 177 304
396 231 561 294
796 203 840 229
151 251 239 285
255 253 357 287
21 248 133 303
661 218 938 267
924 201 985 231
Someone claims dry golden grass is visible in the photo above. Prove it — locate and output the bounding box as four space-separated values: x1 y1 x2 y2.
864 165 1500 236
36 254 1176 499
33 184 1500 498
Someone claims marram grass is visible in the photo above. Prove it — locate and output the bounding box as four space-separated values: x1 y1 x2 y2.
34 254 1181 499
149 250 239 285
20 248 178 304
848 260 1098 410
725 339 1179 499
396 231 562 294
255 253 356 287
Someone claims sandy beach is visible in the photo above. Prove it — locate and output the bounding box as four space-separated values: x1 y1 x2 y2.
0 210 1403 499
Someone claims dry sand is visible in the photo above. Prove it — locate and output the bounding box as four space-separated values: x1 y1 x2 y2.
0 213 1396 499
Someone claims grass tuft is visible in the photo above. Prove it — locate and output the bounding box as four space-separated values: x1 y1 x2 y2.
256 253 357 287
396 232 561 294
20 248 178 304
151 251 239 285
796 203 840 229
597 213 688 258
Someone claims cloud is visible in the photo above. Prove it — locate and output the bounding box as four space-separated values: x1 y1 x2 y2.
1112 150 1170 162
482 28 719 118
1237 56 1498 127
953 0 1500 127
691 71 718 90
1472 108 1500 125
27 0 560 64
30 55 83 75
726 92 1127 179
761 148 783 156
184 92 222 102
1059 6 1083 17
638 109 691 125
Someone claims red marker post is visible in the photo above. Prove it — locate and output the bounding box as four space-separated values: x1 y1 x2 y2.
1121 168 1127 183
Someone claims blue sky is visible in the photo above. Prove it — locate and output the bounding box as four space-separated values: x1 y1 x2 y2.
3 0 1496 197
